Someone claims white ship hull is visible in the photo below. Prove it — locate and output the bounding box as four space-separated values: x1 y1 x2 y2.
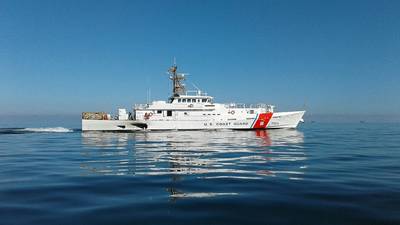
82 111 305 131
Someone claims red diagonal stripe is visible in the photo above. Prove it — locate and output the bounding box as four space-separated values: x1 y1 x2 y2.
252 112 273 129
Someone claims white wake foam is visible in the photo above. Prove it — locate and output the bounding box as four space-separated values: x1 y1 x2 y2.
23 127 73 133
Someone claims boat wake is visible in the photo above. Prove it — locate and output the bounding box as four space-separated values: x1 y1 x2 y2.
23 127 73 133
0 127 74 134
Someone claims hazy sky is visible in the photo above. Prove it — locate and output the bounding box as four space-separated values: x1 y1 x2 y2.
1 0 399 116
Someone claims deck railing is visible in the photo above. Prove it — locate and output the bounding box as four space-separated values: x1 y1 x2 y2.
134 104 149 109
135 103 275 112
225 103 274 109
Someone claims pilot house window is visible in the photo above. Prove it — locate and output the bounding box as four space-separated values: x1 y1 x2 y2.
167 110 172 117
157 110 162 114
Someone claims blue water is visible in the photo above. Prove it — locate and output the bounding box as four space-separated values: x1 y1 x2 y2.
0 120 399 225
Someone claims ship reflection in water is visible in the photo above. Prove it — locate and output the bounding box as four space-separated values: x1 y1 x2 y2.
81 129 305 198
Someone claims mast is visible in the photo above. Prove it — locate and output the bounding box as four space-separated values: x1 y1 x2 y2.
168 59 186 97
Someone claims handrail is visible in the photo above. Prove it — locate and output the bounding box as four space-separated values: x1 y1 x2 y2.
134 104 149 109
185 90 209 96
224 103 275 111
135 102 274 112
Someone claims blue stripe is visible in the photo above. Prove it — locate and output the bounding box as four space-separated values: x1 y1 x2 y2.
250 114 259 128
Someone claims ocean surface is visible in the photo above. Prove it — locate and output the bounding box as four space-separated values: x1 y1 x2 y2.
0 118 399 225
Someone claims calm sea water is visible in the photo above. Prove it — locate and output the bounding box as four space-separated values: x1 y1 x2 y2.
0 119 399 225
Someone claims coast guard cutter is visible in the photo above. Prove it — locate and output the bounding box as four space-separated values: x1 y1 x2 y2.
82 63 305 131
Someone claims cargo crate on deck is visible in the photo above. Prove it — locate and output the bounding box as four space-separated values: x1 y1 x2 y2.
82 112 108 120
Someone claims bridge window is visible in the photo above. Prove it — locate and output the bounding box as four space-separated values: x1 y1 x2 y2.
178 99 181 103
157 110 162 114
182 99 186 103
202 99 207 103
167 110 172 117
191 99 196 102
